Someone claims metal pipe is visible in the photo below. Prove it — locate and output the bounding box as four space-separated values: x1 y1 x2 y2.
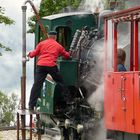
17 113 19 140
133 20 139 71
113 23 118 72
104 5 140 20
21 5 27 139
21 5 27 110
130 21 134 71
69 29 81 56
104 19 108 72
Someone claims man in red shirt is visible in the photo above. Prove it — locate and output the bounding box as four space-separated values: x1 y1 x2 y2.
28 31 70 110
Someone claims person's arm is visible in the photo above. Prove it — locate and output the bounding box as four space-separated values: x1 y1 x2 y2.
28 43 41 58
59 45 70 59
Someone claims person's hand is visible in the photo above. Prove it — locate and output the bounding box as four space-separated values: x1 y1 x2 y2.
68 56 72 60
27 52 30 57
24 52 30 62
62 56 72 60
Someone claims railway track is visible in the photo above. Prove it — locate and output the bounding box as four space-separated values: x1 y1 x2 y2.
0 126 61 140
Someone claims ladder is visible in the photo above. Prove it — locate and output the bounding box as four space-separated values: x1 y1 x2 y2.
17 109 41 140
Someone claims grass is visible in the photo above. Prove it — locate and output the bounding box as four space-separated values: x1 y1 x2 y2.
0 133 3 140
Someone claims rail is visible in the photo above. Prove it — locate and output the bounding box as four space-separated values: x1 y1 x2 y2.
0 126 16 131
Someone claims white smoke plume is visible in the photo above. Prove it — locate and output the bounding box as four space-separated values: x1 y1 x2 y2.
85 44 105 140
80 0 104 12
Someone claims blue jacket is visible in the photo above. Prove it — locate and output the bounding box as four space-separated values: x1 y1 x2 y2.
117 64 127 72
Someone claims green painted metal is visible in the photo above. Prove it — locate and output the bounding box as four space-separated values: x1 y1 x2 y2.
37 59 78 114
35 12 97 50
35 12 91 115
57 58 78 86
42 12 96 33
37 79 56 114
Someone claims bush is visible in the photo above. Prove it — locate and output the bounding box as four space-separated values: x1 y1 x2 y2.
0 91 18 126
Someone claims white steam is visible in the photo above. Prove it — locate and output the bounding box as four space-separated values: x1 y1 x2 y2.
80 0 104 12
88 84 104 112
81 36 105 140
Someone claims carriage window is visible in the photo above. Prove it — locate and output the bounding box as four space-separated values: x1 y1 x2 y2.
117 22 130 71
107 20 113 71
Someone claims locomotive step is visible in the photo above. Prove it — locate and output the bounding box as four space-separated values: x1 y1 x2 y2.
19 139 31 140
17 109 40 115
20 126 35 130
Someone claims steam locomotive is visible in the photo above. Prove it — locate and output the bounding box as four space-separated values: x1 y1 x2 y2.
18 1 140 140
33 9 109 140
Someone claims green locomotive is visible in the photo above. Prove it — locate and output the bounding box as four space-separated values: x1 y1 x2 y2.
34 10 107 140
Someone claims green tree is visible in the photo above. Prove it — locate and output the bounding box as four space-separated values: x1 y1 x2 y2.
0 6 14 56
28 0 82 33
0 91 18 126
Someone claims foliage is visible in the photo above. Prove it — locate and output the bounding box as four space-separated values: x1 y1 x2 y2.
0 6 14 56
101 0 125 10
0 91 18 126
0 43 12 56
27 0 82 33
0 7 14 25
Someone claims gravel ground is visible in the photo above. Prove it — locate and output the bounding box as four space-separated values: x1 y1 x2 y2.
0 130 61 140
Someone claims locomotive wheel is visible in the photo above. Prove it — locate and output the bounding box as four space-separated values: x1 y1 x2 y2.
60 127 84 140
68 128 85 140
60 127 69 140
68 128 74 140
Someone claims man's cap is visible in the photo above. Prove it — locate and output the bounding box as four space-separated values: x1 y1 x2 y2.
48 31 57 35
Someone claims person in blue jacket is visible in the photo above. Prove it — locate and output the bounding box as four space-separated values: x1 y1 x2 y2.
117 48 127 72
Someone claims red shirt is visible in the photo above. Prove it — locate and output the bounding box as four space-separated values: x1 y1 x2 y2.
29 38 70 66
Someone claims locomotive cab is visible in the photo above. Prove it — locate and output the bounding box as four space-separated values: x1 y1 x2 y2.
104 6 140 140
33 12 98 139
34 11 97 114
35 12 97 50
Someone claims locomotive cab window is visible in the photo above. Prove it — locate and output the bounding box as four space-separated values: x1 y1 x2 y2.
56 26 71 51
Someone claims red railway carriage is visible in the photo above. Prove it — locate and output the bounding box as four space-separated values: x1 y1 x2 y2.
104 6 140 140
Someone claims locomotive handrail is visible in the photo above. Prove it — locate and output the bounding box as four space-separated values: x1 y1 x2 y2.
104 5 140 21
120 75 126 112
